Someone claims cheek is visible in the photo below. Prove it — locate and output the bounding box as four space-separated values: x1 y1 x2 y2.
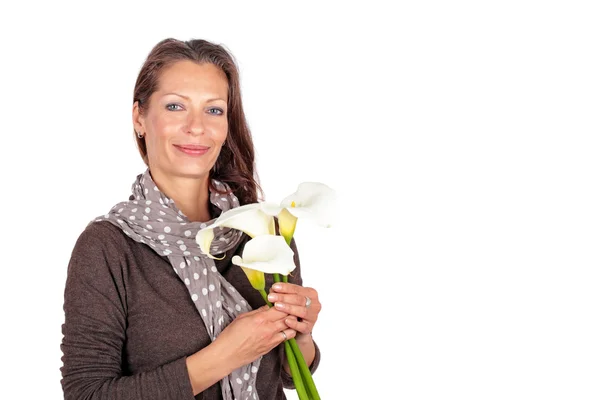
149 114 179 138
212 118 228 142
145 116 174 159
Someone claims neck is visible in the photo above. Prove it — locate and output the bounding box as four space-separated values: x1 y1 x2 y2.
149 169 212 223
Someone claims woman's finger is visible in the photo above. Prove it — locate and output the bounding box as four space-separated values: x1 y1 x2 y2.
271 283 318 300
274 328 297 345
237 304 270 319
267 292 306 307
263 306 290 321
271 318 290 333
283 316 312 334
273 301 316 321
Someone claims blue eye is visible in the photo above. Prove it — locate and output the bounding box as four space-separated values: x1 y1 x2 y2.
166 103 183 111
209 108 224 115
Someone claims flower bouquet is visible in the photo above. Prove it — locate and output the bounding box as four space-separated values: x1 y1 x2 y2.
196 182 335 400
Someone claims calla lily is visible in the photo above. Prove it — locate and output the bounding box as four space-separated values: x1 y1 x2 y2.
225 185 328 400
260 182 336 245
196 203 275 259
277 207 298 246
231 235 296 276
280 182 336 227
239 266 265 291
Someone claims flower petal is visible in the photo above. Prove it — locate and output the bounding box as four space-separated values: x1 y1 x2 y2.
196 228 218 258
236 263 266 290
231 235 296 275
277 208 297 245
197 203 275 240
259 202 284 216
281 182 336 227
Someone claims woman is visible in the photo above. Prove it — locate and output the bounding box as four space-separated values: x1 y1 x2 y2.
60 38 322 400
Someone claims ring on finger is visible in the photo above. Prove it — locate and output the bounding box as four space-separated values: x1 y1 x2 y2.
281 331 287 341
305 296 312 308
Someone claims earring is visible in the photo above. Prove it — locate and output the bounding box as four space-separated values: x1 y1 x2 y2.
136 131 144 139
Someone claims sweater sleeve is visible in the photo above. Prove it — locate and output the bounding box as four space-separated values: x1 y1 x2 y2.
279 237 322 389
60 222 196 400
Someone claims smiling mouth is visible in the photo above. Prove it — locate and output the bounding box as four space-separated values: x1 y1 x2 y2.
174 144 210 156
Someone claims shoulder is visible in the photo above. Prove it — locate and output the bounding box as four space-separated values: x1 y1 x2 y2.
67 220 134 278
72 220 130 253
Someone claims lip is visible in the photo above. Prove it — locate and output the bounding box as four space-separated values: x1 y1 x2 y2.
174 144 210 156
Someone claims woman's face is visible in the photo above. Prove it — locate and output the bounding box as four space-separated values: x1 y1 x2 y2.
134 60 229 183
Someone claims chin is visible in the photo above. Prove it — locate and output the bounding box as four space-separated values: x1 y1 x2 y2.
173 166 213 180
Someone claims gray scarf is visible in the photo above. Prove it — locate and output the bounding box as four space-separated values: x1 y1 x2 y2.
94 168 261 400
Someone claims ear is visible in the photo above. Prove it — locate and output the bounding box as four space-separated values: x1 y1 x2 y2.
132 101 146 134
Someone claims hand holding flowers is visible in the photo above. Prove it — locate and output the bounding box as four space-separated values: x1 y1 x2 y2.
196 182 335 400
269 283 321 344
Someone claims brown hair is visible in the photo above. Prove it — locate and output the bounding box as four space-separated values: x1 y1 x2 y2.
133 38 263 205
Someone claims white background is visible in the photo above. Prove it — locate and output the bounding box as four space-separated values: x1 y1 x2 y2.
0 1 599 399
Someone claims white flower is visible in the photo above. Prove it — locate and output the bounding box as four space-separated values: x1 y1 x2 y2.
232 235 297 276
260 182 336 244
262 182 336 228
195 204 275 259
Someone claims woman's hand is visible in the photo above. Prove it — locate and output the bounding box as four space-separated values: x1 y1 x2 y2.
214 305 296 369
268 283 321 343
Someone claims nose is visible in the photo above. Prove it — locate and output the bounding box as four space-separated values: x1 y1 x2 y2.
186 110 206 136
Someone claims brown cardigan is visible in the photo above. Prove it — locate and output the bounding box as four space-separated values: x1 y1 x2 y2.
60 218 320 399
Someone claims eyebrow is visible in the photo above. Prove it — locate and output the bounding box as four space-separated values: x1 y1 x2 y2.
162 92 226 102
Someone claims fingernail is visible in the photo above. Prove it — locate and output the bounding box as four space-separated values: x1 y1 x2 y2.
272 283 282 290
275 302 284 309
267 294 276 302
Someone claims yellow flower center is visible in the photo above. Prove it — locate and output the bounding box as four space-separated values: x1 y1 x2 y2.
291 201 296 208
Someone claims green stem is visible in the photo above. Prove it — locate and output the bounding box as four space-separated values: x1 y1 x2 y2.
285 341 309 400
283 234 318 397
262 272 319 399
258 289 272 307
289 338 320 400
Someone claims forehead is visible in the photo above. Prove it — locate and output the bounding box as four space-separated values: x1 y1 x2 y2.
156 60 229 96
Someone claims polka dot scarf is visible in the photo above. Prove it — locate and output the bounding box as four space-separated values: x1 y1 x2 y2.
94 168 262 400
